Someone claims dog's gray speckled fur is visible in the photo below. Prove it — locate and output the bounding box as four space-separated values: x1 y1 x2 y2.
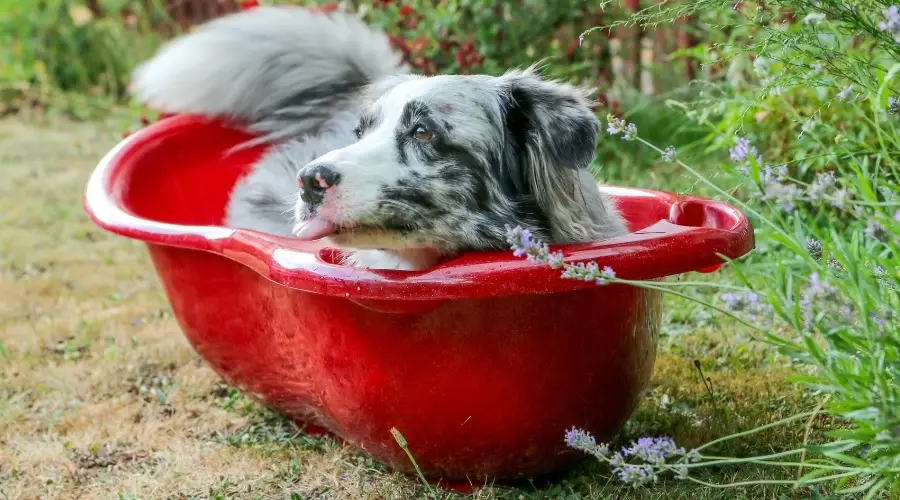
131 6 627 271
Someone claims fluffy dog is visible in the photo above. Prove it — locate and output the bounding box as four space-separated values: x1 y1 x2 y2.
131 6 627 271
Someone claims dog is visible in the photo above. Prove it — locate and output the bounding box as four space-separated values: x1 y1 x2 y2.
130 6 628 271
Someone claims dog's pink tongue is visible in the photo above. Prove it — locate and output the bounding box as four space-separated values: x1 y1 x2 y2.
293 216 338 240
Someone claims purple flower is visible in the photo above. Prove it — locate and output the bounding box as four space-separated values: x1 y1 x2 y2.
760 180 802 212
761 164 788 182
803 12 826 25
806 171 836 201
879 6 900 42
894 209 900 222
606 114 627 135
869 312 887 328
827 188 850 211
662 146 676 163
729 137 761 165
564 427 609 458
836 86 853 101
505 225 564 269
607 114 638 141
507 225 615 284
889 97 900 115
622 436 684 465
720 291 769 321
799 272 854 325
614 464 658 488
560 262 617 284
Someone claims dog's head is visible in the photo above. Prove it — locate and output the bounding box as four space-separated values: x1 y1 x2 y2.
291 66 624 253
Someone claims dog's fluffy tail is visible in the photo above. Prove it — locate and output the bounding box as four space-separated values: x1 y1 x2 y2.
130 6 401 144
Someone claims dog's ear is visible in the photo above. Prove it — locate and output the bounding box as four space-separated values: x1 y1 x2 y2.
498 67 624 244
500 66 600 172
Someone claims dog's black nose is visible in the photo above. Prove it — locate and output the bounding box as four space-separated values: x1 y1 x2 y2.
297 164 341 204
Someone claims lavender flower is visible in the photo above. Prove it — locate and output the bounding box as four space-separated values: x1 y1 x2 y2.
505 225 565 269
569 432 699 489
803 12 826 25
753 56 771 78
720 291 771 321
614 464 658 488
836 86 853 101
607 114 637 140
506 225 614 282
560 262 617 285
827 188 850 211
895 209 900 222
760 180 802 212
720 292 761 311
810 62 824 74
760 164 788 183
564 427 609 458
888 97 900 114
799 272 854 326
869 311 888 329
622 437 684 465
606 114 627 135
729 136 762 167
878 6 900 42
662 145 676 163
806 171 836 202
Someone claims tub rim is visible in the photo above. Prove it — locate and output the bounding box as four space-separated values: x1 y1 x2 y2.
83 114 755 302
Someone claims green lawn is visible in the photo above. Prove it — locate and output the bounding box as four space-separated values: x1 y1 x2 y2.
0 115 831 499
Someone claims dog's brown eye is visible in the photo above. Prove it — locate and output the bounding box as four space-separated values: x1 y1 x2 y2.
413 125 434 141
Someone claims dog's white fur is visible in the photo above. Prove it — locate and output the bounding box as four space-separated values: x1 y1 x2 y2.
131 6 627 271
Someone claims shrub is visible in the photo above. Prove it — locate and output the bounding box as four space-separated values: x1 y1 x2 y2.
0 0 167 118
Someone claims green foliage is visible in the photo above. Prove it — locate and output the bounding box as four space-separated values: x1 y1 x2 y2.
561 0 900 496
0 0 168 118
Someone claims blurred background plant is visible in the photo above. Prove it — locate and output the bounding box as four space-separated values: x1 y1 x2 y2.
0 0 174 119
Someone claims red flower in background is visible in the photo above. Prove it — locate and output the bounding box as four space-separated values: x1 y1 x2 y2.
399 5 414 16
238 0 260 10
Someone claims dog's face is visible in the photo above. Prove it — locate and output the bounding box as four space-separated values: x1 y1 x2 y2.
291 68 606 253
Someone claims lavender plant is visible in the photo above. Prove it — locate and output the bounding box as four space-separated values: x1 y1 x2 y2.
515 2 900 495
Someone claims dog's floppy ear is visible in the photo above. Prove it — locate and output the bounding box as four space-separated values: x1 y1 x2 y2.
500 66 600 172
498 66 624 244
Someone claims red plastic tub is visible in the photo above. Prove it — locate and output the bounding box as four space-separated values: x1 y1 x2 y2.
83 115 754 484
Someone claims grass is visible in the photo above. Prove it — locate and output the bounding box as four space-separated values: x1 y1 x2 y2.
0 114 835 499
